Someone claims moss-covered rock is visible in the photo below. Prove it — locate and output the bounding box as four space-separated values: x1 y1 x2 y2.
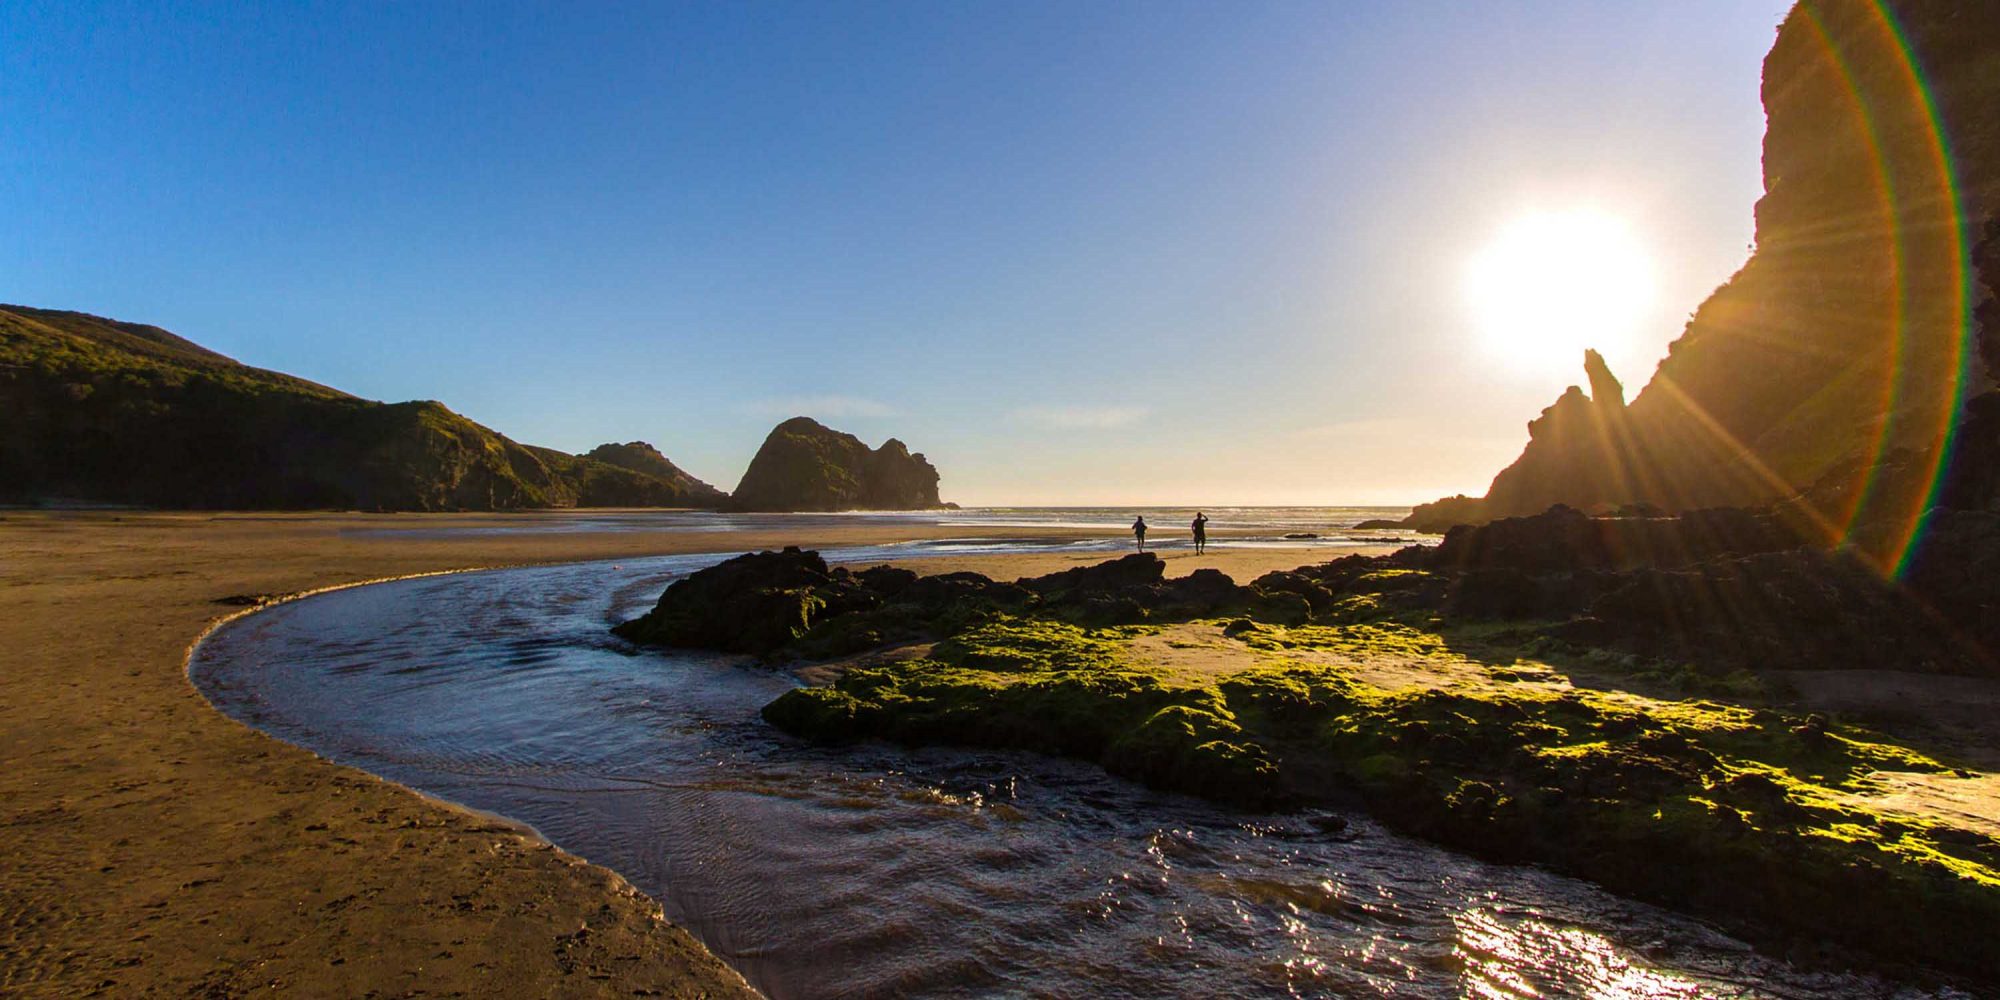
760 602 2000 980
623 545 2000 976
763 616 1287 809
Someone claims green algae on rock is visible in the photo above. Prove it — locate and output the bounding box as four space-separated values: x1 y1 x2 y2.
764 615 2000 980
619 533 2000 978
763 616 1284 809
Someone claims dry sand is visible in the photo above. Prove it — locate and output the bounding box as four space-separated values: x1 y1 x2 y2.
0 510 1361 997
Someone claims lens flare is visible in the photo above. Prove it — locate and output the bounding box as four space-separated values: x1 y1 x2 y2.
1793 1 1973 577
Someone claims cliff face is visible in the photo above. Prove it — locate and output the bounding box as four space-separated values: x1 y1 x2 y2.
0 305 713 511
729 417 943 512
1411 0 2000 557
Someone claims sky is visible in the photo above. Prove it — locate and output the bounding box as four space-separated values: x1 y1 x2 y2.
1 1 1792 505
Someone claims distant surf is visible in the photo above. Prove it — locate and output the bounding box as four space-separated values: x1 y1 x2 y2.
340 505 1435 552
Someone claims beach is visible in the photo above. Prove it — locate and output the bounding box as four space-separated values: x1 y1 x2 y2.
0 510 1367 997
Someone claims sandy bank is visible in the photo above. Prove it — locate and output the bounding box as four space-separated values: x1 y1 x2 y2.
0 510 1358 996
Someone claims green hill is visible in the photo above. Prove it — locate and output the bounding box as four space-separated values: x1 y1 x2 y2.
0 305 722 510
583 441 728 507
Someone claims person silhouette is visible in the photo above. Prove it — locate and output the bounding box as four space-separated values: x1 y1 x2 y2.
1132 515 1148 552
1191 511 1208 554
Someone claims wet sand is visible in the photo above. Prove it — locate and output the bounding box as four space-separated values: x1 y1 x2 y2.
0 510 1356 997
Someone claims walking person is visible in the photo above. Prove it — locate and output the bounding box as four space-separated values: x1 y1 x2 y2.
1132 515 1148 552
1191 511 1209 555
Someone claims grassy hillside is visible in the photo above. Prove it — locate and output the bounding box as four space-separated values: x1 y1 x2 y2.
0 305 720 510
583 441 727 507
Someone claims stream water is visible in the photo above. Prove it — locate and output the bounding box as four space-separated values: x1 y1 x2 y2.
189 550 1960 999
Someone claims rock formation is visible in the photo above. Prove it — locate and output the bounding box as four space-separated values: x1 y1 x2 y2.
728 416 944 512
0 305 719 511
1394 0 2000 558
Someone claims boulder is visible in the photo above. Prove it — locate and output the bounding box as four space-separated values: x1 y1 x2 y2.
613 547 871 654
1020 553 1167 597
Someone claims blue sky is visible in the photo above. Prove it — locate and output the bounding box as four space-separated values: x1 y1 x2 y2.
2 1 1790 504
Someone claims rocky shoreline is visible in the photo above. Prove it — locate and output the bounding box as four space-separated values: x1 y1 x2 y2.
615 510 2000 985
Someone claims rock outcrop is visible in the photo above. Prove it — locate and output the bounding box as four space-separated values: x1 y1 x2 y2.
611 548 881 654
612 546 1033 657
0 305 717 510
728 416 944 512
1394 0 2000 551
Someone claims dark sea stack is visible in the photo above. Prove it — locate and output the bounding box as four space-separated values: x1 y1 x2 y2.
581 441 727 507
0 304 696 511
1393 0 2000 547
729 416 943 512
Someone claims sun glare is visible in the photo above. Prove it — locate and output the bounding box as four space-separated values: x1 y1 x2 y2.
1465 209 1655 374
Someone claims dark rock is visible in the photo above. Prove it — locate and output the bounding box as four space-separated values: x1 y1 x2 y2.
901 572 1034 612
1248 588 1313 625
613 547 864 655
1021 561 1246 624
212 593 278 607
1020 553 1166 597
1165 568 1241 611
1250 570 1337 619
854 565 919 597
1579 550 1977 672
1901 509 2000 659
1445 568 1605 621
1307 813 1350 835
1388 495 1488 534
1791 713 1829 740
1583 348 1626 409
1431 505 1802 573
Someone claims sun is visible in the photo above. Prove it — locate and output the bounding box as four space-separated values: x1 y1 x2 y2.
1464 208 1656 374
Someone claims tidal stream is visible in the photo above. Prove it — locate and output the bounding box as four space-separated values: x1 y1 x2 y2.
189 552 1957 999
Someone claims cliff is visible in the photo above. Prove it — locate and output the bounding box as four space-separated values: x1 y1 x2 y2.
728 416 944 512
1401 0 2000 561
0 305 717 511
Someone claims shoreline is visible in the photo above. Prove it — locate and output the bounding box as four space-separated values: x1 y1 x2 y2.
0 510 1353 997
